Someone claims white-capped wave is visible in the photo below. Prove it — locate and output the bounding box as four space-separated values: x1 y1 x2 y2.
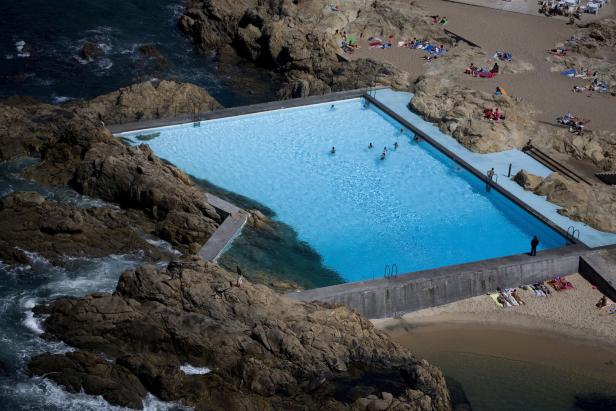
22 298 44 335
7 378 193 411
52 96 75 104
180 364 211 375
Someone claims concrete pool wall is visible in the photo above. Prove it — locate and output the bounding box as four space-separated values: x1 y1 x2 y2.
111 87 616 317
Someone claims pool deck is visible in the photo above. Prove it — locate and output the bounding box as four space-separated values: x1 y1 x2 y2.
371 88 616 248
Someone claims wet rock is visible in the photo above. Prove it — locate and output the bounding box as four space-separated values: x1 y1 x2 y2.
79 42 103 61
137 44 169 71
0 192 167 265
513 169 544 191
31 258 451 410
574 392 616 411
28 351 147 410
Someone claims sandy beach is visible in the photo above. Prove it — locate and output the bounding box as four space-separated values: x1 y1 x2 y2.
346 0 616 132
374 274 616 344
373 274 616 382
372 274 616 409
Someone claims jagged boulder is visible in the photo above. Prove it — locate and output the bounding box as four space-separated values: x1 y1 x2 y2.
67 80 221 125
30 258 451 410
0 192 167 265
79 42 103 61
533 173 616 233
179 0 436 96
513 169 544 191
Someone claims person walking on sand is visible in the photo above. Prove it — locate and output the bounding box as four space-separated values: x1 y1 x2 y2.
530 235 539 256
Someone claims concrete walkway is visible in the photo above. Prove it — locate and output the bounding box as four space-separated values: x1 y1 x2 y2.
373 88 616 248
198 211 248 261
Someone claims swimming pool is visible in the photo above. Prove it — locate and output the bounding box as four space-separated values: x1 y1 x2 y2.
120 98 568 283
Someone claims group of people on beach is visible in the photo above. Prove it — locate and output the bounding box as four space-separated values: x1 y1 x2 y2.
465 62 499 78
558 112 589 135
496 288 526 307
483 107 505 122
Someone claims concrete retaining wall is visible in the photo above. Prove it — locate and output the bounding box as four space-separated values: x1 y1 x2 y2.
289 245 592 319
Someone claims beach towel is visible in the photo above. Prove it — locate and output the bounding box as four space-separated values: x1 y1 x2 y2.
560 68 576 77
489 293 509 307
367 36 383 42
478 71 497 78
369 41 383 47
503 289 519 306
608 304 616 314
398 41 406 47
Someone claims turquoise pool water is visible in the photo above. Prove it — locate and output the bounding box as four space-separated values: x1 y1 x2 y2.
121 99 567 282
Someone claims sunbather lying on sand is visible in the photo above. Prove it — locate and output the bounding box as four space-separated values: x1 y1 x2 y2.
596 295 607 308
512 289 526 305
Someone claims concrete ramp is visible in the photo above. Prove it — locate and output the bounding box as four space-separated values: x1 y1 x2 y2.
198 212 248 261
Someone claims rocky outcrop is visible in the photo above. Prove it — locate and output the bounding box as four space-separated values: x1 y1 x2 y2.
0 81 221 160
179 0 446 96
410 46 542 153
23 128 222 252
0 192 167 265
29 351 147 409
30 257 451 410
548 19 616 88
0 82 223 252
79 42 103 62
512 169 544 191
66 80 222 125
533 173 616 233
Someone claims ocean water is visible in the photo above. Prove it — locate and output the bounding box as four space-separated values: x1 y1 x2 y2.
0 0 272 106
120 99 568 283
0 161 187 410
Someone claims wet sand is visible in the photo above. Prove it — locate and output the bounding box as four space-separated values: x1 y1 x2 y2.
345 0 616 132
373 274 616 409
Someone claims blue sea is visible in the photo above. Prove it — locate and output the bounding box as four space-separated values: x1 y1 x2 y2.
0 0 274 106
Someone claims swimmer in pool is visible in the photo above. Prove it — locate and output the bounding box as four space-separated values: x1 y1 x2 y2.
330 146 336 154
368 142 373 149
380 152 386 160
394 142 399 149
330 104 335 110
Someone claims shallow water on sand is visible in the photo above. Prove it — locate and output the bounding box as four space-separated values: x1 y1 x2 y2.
389 324 616 411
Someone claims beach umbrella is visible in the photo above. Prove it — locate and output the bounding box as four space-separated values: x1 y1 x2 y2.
347 35 357 45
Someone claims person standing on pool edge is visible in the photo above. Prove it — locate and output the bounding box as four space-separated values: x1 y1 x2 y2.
530 235 539 256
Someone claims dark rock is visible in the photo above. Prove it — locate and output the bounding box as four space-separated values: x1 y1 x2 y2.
31 258 452 410
137 44 169 71
178 0 444 96
79 42 103 61
28 351 147 410
574 392 616 411
0 192 167 265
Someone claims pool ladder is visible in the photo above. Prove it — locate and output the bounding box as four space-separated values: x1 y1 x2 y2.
193 110 201 127
566 226 580 242
384 264 398 279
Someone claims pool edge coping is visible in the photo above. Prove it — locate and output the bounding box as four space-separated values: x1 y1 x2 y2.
363 93 582 248
108 87 387 134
